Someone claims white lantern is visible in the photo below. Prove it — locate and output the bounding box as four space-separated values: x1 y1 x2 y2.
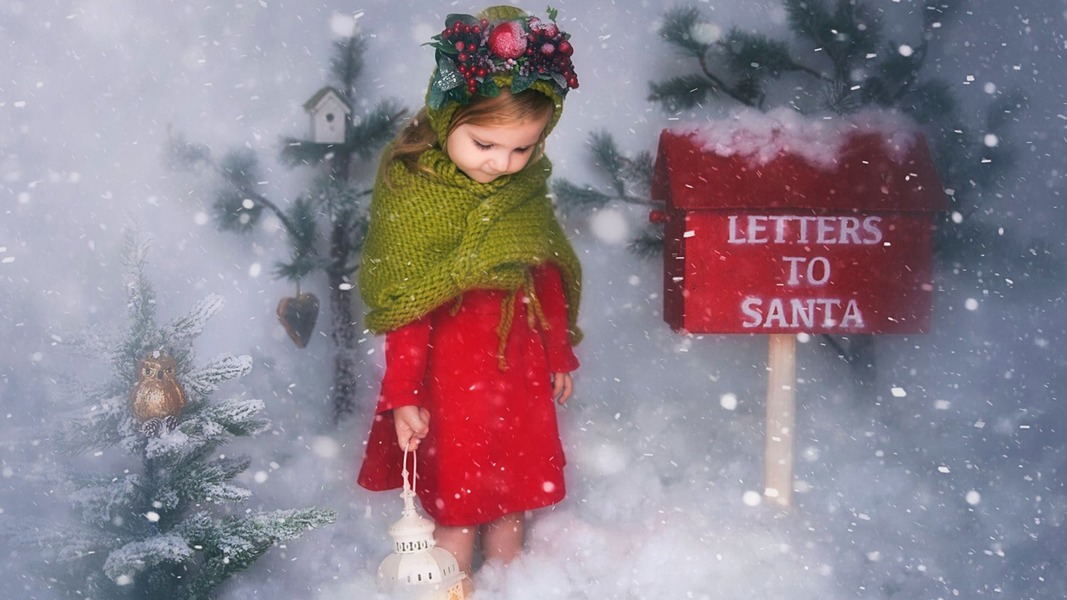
377 450 466 600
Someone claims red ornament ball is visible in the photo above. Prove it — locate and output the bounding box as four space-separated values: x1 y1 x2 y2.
489 20 528 60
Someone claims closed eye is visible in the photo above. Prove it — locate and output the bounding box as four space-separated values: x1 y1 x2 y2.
472 139 533 154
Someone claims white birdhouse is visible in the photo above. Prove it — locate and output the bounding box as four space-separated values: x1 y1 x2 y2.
378 452 466 600
303 86 351 144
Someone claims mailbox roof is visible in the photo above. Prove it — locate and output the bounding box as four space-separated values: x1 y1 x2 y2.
652 115 948 213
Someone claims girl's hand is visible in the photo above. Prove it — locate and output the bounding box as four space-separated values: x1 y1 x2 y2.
393 405 430 451
551 372 573 406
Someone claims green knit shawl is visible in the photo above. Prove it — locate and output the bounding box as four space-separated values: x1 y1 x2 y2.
359 148 582 345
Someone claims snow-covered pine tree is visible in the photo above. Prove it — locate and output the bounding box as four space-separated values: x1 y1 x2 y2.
6 235 335 599
167 28 407 422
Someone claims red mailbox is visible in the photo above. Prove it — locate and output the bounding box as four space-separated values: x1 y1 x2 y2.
651 123 947 335
650 115 948 509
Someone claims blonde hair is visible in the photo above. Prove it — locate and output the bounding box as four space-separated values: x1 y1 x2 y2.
384 89 556 181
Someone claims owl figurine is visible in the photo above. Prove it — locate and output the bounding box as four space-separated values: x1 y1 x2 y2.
130 353 187 436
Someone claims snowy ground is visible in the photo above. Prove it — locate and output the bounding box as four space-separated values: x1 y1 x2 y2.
3 1 1066 599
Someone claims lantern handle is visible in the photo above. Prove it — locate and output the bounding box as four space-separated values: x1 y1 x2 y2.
401 443 418 496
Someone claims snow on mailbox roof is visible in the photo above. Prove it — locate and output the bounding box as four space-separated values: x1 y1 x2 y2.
653 108 946 213
680 107 922 169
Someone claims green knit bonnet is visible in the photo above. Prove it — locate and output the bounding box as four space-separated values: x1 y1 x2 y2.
424 5 579 147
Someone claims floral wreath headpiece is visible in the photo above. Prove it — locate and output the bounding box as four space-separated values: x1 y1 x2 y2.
424 6 579 143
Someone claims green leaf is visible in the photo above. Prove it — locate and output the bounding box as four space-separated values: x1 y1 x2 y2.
512 72 537 94
434 54 463 92
427 84 446 110
445 13 478 29
550 71 569 91
480 77 500 97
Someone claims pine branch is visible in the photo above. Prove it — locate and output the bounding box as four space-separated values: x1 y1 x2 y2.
347 99 408 161
331 33 367 99
162 294 225 347
648 74 720 111
550 179 616 217
897 79 958 125
588 131 626 196
68 474 144 529
272 197 323 282
56 394 130 454
277 138 335 167
164 130 212 171
120 233 158 351
723 29 818 79
104 532 194 582
785 0 833 47
171 456 254 504
985 88 1029 132
198 398 271 437
628 227 665 258
177 508 336 598
658 6 711 58
1 517 115 564
653 6 763 107
183 354 254 398
828 0 881 73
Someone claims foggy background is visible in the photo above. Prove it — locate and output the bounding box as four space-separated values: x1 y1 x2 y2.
3 0 1066 598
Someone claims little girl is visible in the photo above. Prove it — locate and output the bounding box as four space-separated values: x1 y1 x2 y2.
357 5 582 579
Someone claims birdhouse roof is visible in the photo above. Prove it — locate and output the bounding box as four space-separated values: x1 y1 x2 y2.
303 86 351 114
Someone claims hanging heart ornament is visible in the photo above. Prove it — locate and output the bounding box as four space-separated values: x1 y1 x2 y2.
277 292 319 348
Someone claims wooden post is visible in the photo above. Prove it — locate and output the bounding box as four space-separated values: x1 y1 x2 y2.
764 333 797 508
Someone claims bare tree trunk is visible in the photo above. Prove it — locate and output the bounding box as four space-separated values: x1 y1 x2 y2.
328 267 359 422
847 335 877 396
326 149 362 423
821 334 877 399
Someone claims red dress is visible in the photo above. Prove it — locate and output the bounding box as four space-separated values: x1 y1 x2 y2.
357 263 579 526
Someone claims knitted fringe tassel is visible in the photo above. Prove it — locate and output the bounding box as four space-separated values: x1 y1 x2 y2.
495 272 549 371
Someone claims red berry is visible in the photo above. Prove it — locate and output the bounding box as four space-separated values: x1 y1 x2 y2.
541 43 556 56
559 41 573 56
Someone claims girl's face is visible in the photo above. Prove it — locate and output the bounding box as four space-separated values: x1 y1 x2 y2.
445 114 551 184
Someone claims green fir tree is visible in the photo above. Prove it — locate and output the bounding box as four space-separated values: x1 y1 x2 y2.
646 0 1033 276
553 0 1040 389
3 235 335 599
168 30 407 421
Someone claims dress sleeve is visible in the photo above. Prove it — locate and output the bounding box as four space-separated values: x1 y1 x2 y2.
374 315 432 414
533 263 580 373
